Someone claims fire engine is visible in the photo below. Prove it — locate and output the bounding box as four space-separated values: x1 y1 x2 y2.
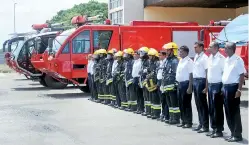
36 15 225 92
10 22 71 88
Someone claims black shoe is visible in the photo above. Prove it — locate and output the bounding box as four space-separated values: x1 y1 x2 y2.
142 112 147 116
182 124 192 128
151 116 159 120
227 136 243 142
169 120 180 125
224 136 233 141
193 125 202 131
210 132 223 138
147 115 152 118
206 131 215 136
197 128 209 133
125 108 131 112
177 124 185 127
165 119 169 124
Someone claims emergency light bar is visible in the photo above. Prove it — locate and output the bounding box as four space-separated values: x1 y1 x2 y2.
209 20 231 26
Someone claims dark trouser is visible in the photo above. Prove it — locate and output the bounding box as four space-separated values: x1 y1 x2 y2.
92 76 98 100
112 79 121 107
105 83 111 104
134 77 143 112
165 90 180 123
129 80 138 111
88 73 93 99
118 80 127 108
160 92 169 120
126 85 133 109
193 78 209 129
151 89 161 118
99 82 106 102
178 81 192 125
96 81 101 100
143 87 151 115
208 83 224 132
223 84 242 138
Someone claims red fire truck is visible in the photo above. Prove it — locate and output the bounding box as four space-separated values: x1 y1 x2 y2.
36 15 225 92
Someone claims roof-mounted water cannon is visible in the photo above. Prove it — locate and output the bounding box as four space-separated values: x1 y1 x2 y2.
209 20 231 26
71 14 104 27
104 19 111 25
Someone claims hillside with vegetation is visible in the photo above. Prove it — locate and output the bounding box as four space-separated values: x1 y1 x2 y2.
50 0 108 27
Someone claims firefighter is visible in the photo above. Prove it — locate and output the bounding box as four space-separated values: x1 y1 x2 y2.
146 48 161 119
98 49 108 104
157 52 169 122
138 47 150 116
132 50 142 114
87 54 94 100
192 41 209 133
176 45 194 128
112 51 125 109
123 48 135 111
222 42 244 142
105 49 117 106
111 51 119 107
92 50 101 102
161 42 180 124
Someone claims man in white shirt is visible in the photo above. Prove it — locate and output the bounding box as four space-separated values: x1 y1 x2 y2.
222 42 244 142
157 52 169 122
131 50 143 114
206 42 225 138
192 41 209 133
176 45 194 128
87 54 94 100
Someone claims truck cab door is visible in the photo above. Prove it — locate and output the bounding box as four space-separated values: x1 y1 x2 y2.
70 29 91 79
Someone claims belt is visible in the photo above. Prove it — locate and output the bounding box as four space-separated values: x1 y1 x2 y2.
208 82 222 85
178 80 189 84
223 83 239 87
193 78 205 80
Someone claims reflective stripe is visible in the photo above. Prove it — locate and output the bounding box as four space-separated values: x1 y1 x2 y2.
169 107 174 113
106 79 113 85
121 102 129 107
172 107 180 113
151 104 161 110
128 101 137 105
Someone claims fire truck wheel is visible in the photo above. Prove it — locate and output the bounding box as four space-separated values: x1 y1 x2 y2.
39 78 48 87
79 86 90 93
44 75 68 89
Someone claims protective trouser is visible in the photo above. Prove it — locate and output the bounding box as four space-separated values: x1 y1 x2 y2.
178 81 192 125
165 90 180 124
127 84 137 111
193 78 209 129
143 88 151 115
118 80 127 108
91 75 98 100
208 82 224 133
98 81 106 102
160 92 169 120
105 83 112 104
223 84 242 138
150 89 161 119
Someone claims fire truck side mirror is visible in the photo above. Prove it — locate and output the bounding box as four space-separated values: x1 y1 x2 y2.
200 29 205 41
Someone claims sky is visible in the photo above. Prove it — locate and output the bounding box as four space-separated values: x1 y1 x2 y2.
0 0 108 47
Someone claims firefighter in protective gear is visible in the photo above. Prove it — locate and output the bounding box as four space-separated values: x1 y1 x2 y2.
112 51 125 108
161 42 180 124
92 50 101 102
123 48 135 111
146 48 161 119
98 49 108 104
105 48 117 105
138 47 150 116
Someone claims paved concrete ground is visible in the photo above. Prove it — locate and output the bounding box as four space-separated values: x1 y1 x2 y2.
0 73 248 145
0 53 4 64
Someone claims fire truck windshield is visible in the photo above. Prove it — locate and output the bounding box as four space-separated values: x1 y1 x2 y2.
52 28 76 52
12 40 24 57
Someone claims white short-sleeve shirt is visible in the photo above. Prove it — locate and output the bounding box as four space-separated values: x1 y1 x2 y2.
222 54 245 84
207 52 225 83
193 52 208 78
176 56 194 82
132 59 142 78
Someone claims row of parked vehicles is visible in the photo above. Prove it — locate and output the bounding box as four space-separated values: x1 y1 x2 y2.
3 14 248 92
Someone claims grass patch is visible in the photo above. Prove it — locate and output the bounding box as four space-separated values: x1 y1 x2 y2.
0 64 13 73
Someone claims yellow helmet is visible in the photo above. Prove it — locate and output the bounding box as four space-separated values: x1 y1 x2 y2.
162 42 178 56
98 48 107 54
114 51 123 57
107 48 117 54
123 48 134 55
148 48 159 57
93 50 99 55
139 47 149 53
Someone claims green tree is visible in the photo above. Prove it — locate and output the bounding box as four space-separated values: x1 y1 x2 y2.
50 0 108 27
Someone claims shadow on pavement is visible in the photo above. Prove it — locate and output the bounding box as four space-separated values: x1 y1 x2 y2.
43 93 90 99
239 138 248 144
14 79 29 81
12 86 77 91
240 100 248 108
